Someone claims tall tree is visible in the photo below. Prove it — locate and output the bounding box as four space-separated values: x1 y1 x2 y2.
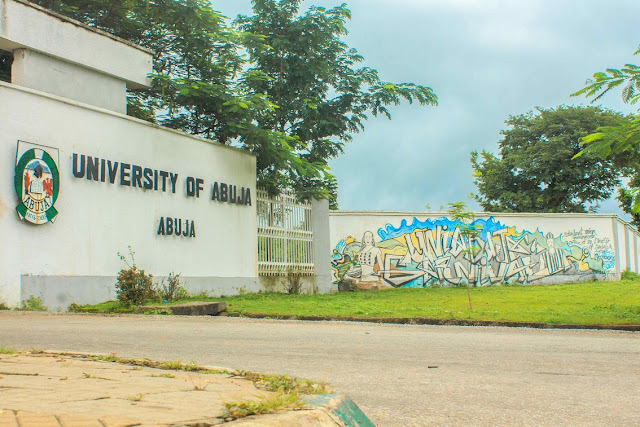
236 0 438 199
471 106 625 213
34 0 437 202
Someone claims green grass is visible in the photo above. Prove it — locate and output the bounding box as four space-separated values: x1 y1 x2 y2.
68 279 640 326
223 280 640 325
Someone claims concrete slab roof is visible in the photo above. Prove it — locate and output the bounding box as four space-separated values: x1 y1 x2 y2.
0 0 153 88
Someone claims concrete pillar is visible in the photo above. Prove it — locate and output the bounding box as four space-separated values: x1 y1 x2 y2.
311 198 332 293
11 48 127 113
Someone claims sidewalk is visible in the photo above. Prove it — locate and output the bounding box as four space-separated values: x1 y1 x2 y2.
0 351 366 426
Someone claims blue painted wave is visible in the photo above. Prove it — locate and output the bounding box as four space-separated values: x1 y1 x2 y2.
377 216 506 241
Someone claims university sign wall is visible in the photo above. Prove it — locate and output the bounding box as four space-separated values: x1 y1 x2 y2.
14 141 60 225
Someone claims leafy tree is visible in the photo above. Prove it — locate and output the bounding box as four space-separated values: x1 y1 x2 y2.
571 45 640 215
471 106 625 213
236 0 438 199
34 0 437 203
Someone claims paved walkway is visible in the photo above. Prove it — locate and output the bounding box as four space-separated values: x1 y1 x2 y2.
0 351 339 426
2 313 639 426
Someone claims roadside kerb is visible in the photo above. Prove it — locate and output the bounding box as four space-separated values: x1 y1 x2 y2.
224 312 640 331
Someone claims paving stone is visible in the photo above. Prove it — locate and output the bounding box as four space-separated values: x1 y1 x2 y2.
0 410 18 427
56 414 102 427
15 411 60 427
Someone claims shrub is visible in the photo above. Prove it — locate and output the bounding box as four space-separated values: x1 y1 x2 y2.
621 269 640 281
20 295 47 311
115 248 155 306
156 273 188 302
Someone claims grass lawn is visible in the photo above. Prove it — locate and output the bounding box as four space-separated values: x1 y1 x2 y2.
70 280 640 326
222 280 640 325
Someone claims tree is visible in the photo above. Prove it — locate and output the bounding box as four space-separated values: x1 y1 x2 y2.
471 106 625 213
446 202 478 311
34 0 438 203
571 45 640 215
236 0 438 199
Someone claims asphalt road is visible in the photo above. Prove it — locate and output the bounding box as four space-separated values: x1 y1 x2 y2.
1 312 638 426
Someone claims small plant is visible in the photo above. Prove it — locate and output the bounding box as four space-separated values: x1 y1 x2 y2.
83 372 96 379
0 302 9 310
0 346 17 354
156 272 188 302
20 295 47 312
115 247 155 306
238 371 332 395
151 373 175 378
447 202 481 311
621 268 640 281
127 393 144 402
285 271 302 294
223 392 303 421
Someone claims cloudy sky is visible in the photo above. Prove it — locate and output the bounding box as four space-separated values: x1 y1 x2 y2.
213 0 640 214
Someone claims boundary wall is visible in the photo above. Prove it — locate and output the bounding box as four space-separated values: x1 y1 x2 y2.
0 82 258 310
330 211 639 290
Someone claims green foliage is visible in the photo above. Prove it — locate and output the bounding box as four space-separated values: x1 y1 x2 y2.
237 0 437 197
0 50 12 83
223 281 640 325
621 269 640 281
0 346 17 354
115 248 154 306
35 0 437 200
0 302 9 310
156 273 188 302
471 106 624 213
19 296 47 312
446 202 477 308
571 45 640 213
239 371 331 395
571 45 640 105
223 393 304 421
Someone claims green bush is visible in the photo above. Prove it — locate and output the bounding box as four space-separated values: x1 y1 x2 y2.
156 273 188 302
621 269 640 281
115 248 155 306
20 295 47 311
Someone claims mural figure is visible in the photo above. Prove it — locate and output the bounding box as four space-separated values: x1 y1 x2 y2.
332 216 615 290
344 231 385 286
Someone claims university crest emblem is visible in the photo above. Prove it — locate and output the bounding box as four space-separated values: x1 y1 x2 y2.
14 141 60 225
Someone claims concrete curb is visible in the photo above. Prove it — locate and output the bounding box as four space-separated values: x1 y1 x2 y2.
304 394 376 427
225 313 640 332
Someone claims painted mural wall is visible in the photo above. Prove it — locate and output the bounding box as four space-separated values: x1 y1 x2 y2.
330 213 625 289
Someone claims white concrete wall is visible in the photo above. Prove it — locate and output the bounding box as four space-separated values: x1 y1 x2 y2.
0 0 152 88
0 82 257 309
329 211 632 290
12 49 127 113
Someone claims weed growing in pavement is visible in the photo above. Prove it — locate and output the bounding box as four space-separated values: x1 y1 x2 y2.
127 394 144 402
0 346 17 354
151 373 176 378
237 371 332 395
83 373 96 379
0 302 9 310
222 392 304 421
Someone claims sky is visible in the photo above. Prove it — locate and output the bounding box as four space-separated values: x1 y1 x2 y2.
212 0 640 215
